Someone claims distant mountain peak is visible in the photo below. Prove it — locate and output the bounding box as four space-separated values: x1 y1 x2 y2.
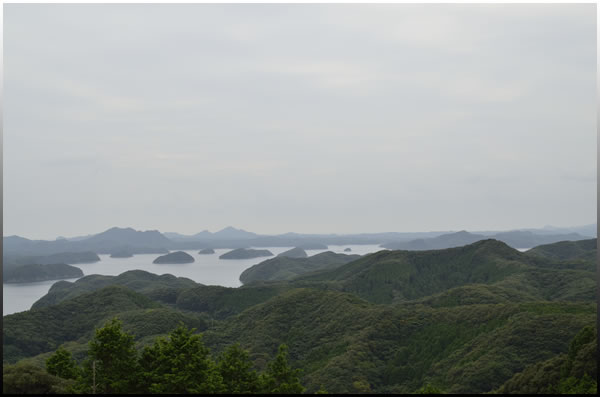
453 230 472 235
4 235 30 241
86 226 171 245
106 226 134 231
192 230 213 236
218 226 245 232
213 226 258 239
473 238 509 247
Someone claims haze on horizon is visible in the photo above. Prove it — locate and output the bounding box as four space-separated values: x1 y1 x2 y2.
4 4 596 241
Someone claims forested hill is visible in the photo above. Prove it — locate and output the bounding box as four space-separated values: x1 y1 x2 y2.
3 239 596 394
525 238 596 262
31 270 199 309
239 251 361 284
4 263 84 284
293 239 539 303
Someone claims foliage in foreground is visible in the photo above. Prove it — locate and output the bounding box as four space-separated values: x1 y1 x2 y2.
7 319 305 394
3 362 74 394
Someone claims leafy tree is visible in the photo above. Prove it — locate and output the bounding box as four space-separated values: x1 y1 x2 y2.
567 325 595 362
417 383 443 394
217 343 261 393
557 374 597 394
260 344 305 394
3 362 73 394
139 323 224 393
352 379 371 393
46 347 79 380
82 317 140 394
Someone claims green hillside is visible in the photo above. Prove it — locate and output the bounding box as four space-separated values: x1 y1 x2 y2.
4 286 206 364
240 251 361 284
526 238 596 263
295 240 538 303
495 325 597 394
203 288 595 393
4 286 159 363
175 284 291 319
31 270 199 309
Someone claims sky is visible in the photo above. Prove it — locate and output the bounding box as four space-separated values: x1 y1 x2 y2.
4 4 597 240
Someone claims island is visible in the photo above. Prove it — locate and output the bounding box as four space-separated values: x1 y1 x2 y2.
152 251 195 264
110 249 134 258
198 248 215 255
277 247 308 259
4 263 84 283
4 251 101 266
344 248 352 252
219 248 274 260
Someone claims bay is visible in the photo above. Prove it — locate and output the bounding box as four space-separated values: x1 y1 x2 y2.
3 244 383 316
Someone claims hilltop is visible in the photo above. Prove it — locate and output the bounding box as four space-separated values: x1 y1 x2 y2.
240 251 361 284
295 239 536 303
525 238 596 262
31 270 199 309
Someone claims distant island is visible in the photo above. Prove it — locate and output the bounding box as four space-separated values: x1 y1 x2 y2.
277 247 308 259
110 249 134 258
198 248 215 255
219 248 273 260
152 251 195 264
4 251 100 266
4 263 83 283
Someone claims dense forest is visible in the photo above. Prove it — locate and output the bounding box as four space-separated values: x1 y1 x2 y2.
3 239 597 394
4 319 305 394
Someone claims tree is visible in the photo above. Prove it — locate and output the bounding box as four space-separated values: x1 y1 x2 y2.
139 323 224 393
217 343 260 394
83 318 140 394
567 325 595 362
3 362 73 394
416 383 443 394
46 347 79 380
260 344 305 394
557 374 597 394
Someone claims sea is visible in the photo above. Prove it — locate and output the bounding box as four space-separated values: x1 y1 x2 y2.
3 244 383 316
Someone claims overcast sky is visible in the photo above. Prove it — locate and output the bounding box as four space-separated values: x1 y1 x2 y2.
4 4 597 240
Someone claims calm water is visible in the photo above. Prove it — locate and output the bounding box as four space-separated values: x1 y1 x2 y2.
3 245 383 316
516 248 532 252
